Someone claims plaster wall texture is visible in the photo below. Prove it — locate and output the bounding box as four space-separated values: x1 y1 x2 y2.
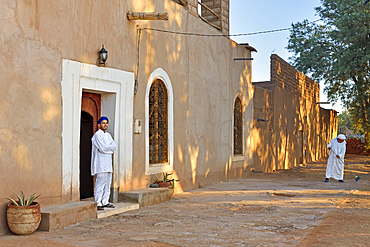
252 86 275 172
252 54 337 172
131 6 253 193
0 0 251 234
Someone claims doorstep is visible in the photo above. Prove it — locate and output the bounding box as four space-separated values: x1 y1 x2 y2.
119 187 173 207
38 187 173 231
39 201 97 231
97 202 139 219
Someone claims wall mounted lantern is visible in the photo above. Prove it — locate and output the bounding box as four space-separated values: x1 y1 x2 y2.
99 44 108 66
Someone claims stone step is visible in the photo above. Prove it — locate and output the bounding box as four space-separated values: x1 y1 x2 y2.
119 187 173 207
39 187 173 231
97 202 139 219
39 201 97 231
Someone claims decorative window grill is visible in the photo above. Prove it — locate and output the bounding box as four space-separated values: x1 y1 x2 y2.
234 97 243 155
149 79 168 164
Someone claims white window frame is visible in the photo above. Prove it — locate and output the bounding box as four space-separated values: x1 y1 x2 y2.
145 68 174 175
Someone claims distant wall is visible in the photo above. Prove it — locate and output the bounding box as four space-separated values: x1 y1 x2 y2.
253 54 337 172
252 84 275 172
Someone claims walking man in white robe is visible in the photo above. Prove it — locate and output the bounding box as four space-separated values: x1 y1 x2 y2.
325 134 347 183
91 116 116 210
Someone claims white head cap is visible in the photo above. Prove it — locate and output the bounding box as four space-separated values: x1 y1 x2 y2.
337 134 346 140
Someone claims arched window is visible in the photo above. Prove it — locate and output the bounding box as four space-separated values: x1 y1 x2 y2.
149 79 168 164
145 68 173 175
234 97 243 155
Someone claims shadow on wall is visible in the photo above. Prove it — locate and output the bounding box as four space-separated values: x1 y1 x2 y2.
252 86 275 173
135 0 253 192
252 55 337 173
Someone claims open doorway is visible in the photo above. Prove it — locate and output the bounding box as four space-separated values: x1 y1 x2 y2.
80 111 94 199
80 92 101 199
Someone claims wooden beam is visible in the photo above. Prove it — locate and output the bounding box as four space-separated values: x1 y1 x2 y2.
127 12 168 21
198 15 221 30
177 0 186 5
198 1 219 19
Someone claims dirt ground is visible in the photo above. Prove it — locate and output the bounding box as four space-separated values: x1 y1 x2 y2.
1 154 370 247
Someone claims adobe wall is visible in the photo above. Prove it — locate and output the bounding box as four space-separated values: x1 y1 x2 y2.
252 55 337 172
272 54 323 168
201 0 229 35
252 84 275 172
319 107 338 156
132 14 253 192
0 0 251 234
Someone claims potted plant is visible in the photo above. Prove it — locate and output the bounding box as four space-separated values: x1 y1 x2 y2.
6 192 41 235
151 173 179 188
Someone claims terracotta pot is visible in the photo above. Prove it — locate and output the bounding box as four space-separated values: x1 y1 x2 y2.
7 202 41 235
158 182 171 187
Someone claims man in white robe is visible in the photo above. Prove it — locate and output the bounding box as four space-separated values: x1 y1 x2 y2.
325 134 347 183
91 116 116 210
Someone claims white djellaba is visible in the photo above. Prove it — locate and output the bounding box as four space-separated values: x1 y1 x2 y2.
326 134 347 181
91 126 116 207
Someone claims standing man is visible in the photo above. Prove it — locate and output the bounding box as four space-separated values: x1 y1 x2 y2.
325 134 347 183
91 116 116 210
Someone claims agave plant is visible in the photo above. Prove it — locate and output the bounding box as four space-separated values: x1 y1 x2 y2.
153 172 173 182
152 172 179 187
162 172 173 182
6 192 40 206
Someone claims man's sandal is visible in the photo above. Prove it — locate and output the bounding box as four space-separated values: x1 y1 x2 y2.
97 206 104 211
103 204 115 208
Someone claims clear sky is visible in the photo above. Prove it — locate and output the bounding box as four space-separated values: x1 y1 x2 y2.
229 0 343 113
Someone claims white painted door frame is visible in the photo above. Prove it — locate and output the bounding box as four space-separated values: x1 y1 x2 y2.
61 59 134 201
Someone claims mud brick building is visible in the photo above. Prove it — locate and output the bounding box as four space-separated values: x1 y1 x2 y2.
253 54 337 172
0 1 336 234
